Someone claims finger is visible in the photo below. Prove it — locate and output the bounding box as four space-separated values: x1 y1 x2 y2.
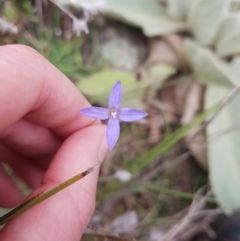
0 164 23 208
0 45 94 137
0 125 108 241
0 145 44 189
34 155 54 170
0 118 61 157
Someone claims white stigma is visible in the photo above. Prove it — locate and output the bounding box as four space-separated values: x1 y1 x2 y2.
110 109 118 119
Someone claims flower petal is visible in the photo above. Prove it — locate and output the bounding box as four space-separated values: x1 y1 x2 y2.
118 108 148 122
106 118 120 150
80 107 109 120
108 80 122 109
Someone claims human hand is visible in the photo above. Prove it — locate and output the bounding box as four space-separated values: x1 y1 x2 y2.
0 45 108 241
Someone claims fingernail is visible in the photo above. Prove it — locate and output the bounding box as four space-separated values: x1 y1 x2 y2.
98 135 108 163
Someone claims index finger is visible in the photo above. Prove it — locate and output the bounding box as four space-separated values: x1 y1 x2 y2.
0 44 92 137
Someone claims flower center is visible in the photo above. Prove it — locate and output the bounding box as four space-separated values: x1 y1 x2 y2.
110 109 118 119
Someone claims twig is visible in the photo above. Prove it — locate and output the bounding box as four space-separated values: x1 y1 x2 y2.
49 0 90 35
141 152 191 182
85 226 137 241
84 233 136 241
160 186 211 241
208 121 240 141
49 0 78 21
179 208 223 240
36 0 44 28
190 208 223 222
180 223 216 240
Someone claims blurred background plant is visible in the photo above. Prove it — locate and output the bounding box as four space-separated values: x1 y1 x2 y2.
1 0 240 240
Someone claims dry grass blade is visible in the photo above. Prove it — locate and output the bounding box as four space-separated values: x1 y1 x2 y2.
0 165 100 225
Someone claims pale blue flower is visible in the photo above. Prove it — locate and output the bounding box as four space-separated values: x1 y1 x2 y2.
81 81 148 150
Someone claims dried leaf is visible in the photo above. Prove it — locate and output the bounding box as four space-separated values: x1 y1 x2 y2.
181 81 207 170
162 34 189 70
146 37 180 69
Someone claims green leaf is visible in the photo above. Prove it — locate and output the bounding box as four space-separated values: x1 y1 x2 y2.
102 0 187 37
187 0 231 46
2 1 19 22
77 69 146 109
19 32 87 79
206 85 240 213
215 14 240 57
76 69 136 102
229 57 240 78
55 0 99 8
167 0 188 20
184 40 238 86
76 66 175 108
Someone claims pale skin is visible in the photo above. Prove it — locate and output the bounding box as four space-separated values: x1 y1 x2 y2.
0 45 108 241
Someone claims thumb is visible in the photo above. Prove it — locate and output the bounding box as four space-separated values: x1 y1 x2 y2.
0 124 108 241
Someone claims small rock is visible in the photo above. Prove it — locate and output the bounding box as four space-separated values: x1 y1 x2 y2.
114 170 132 182
111 211 138 233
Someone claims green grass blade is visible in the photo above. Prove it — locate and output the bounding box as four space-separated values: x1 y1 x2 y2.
129 103 219 173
